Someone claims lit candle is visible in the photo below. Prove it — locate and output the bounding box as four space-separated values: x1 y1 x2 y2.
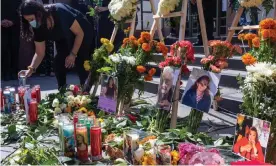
63 123 75 158
76 123 89 161
29 99 38 124
90 126 102 161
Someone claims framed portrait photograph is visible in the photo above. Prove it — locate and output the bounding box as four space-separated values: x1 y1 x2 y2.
156 66 180 111
181 68 221 113
97 74 118 113
232 114 271 162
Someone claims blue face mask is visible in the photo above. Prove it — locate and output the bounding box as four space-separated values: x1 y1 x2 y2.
29 20 40 28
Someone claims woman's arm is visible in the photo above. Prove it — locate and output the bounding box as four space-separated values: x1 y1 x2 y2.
22 41 46 77
69 19 84 56
31 41 46 69
65 19 84 68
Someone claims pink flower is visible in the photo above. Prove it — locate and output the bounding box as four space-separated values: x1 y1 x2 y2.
73 85 80 95
200 58 211 65
207 55 215 61
173 56 181 65
159 61 168 68
210 65 221 73
215 60 228 69
188 152 225 165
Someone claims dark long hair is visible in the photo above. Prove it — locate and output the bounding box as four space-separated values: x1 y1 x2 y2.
107 77 117 90
19 0 53 41
191 75 210 96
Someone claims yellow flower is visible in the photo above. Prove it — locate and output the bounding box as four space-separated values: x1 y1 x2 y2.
105 43 114 53
100 38 110 44
83 60 91 71
77 107 88 113
98 118 104 123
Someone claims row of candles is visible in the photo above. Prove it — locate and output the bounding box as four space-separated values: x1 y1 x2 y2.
58 112 102 162
0 85 41 124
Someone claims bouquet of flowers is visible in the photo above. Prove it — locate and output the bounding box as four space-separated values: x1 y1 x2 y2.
240 18 276 64
157 0 180 16
133 136 157 165
178 143 224 165
159 40 195 75
83 38 114 95
238 0 263 7
100 32 166 114
238 18 276 163
200 40 242 73
108 0 137 24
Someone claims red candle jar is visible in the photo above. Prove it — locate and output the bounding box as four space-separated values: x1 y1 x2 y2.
31 88 37 100
35 85 41 103
90 126 102 161
73 112 81 145
29 99 38 124
18 86 26 110
76 123 89 162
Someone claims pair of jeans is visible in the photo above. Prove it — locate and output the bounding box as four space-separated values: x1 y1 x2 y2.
239 8 258 32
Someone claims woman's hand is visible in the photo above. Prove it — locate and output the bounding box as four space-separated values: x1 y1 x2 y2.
95 6 108 12
65 54 76 68
18 69 33 78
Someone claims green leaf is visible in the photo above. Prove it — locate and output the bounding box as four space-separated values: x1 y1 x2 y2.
116 120 127 128
214 138 224 146
97 110 105 118
97 67 112 73
87 7 95 17
8 125 16 134
136 121 143 127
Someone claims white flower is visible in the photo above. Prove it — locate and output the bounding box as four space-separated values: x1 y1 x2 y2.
108 0 137 22
74 97 81 105
121 56 136 65
87 98 92 104
68 101 75 107
157 0 180 15
109 53 122 63
81 97 88 105
52 98 59 108
65 91 73 97
54 107 62 114
60 103 67 110
67 95 75 102
69 85 75 91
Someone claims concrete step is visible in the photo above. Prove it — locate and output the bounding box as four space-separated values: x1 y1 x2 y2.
146 63 246 89
143 76 243 115
152 53 246 71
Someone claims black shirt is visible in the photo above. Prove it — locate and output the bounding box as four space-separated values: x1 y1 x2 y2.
33 3 93 50
1 0 22 26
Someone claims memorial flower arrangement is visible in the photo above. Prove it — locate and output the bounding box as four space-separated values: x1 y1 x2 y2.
108 0 137 24
100 32 166 114
157 0 180 15
200 40 242 73
83 38 114 95
238 0 263 7
238 18 276 163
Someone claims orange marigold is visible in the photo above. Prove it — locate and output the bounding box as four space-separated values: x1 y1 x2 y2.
123 38 129 44
136 65 146 73
238 33 245 40
259 18 276 29
142 43 151 52
144 75 153 81
148 68 156 76
129 36 137 41
244 33 257 41
140 32 151 41
138 38 144 44
252 37 260 48
241 53 257 65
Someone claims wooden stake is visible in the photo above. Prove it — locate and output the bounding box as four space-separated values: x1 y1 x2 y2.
226 7 244 42
170 0 188 129
129 11 137 37
149 0 164 41
196 0 210 56
110 24 118 43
